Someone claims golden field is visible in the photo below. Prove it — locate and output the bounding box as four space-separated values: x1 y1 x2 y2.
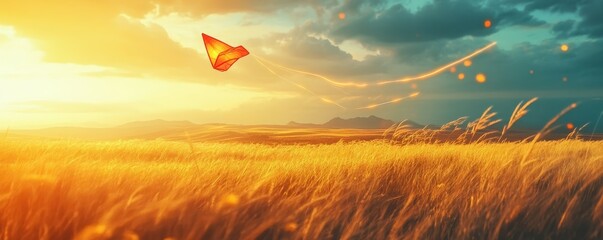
1 138 602 239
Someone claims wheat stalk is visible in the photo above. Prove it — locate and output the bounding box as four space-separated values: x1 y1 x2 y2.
521 102 578 165
382 122 398 139
500 97 538 142
468 107 501 142
589 111 603 141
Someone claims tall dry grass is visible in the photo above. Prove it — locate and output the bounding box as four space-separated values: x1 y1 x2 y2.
385 98 589 146
500 97 539 141
0 138 602 239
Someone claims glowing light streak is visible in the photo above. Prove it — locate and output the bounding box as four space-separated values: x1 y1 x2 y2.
250 42 498 111
377 42 497 85
356 92 420 110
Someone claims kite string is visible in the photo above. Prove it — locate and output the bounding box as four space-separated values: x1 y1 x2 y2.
253 55 422 110
252 54 368 88
250 41 497 110
252 42 497 88
253 56 347 110
256 54 420 110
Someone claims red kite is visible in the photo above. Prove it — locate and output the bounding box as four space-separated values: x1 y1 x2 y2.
202 33 249 72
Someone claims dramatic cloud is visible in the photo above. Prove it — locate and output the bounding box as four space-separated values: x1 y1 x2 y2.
552 20 575 38
496 0 603 39
154 0 331 15
499 0 588 13
0 0 317 87
330 0 542 45
573 0 603 38
0 1 210 82
248 28 390 82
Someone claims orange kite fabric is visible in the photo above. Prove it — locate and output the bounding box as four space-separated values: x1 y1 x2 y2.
202 33 249 72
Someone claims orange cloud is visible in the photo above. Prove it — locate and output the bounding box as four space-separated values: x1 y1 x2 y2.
0 1 240 84
0 1 365 91
155 0 315 15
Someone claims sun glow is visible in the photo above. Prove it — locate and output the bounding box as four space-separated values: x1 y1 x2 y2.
0 28 270 128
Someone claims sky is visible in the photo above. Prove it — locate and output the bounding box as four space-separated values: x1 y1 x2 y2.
0 0 602 131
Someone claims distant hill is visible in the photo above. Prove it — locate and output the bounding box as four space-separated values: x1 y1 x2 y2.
323 115 395 129
289 115 421 129
10 117 599 143
286 121 322 128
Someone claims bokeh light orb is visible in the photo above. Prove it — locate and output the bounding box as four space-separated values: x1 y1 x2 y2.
463 60 472 67
484 19 492 28
475 73 486 83
566 122 575 130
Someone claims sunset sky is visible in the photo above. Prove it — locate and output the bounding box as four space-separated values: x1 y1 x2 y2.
1 0 602 130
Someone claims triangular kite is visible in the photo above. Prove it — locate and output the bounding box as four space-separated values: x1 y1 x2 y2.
202 33 249 72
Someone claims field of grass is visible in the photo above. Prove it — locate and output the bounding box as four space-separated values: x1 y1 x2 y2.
1 138 602 239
